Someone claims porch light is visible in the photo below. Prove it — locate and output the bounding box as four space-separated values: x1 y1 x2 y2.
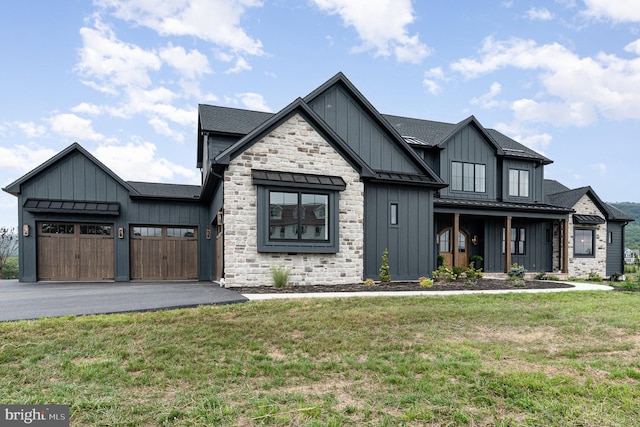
472 235 478 245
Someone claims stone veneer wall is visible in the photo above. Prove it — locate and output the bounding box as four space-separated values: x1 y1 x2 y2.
568 194 607 278
223 114 364 287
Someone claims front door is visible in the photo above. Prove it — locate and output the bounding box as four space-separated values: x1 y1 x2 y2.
438 228 469 269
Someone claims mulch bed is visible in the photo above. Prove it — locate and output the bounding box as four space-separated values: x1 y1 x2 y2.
231 279 574 294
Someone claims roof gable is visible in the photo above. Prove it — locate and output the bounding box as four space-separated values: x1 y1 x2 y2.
3 142 137 196
304 72 444 184
545 184 632 221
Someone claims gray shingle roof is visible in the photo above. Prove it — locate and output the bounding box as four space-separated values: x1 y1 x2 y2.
199 104 272 135
128 182 201 200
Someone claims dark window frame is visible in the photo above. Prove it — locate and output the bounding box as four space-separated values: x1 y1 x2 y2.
574 228 595 257
257 185 340 253
508 169 530 198
502 227 526 255
451 161 486 193
390 203 399 226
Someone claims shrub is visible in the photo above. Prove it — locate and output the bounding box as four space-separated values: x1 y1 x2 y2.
588 271 603 282
379 248 391 283
432 263 456 282
609 272 622 282
418 276 433 288
270 265 292 288
507 263 526 279
465 262 483 279
622 281 639 291
452 266 465 278
363 278 376 286
546 275 561 281
534 272 547 280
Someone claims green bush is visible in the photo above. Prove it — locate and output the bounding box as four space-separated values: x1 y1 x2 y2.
418 276 433 288
270 265 292 288
432 263 456 282
1 257 18 280
507 263 526 279
379 248 391 283
363 278 376 286
465 262 483 279
588 271 603 282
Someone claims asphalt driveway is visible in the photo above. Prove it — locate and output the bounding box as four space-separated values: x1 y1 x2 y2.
0 280 248 322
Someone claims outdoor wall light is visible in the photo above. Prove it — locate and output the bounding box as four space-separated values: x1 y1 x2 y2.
22 224 29 237
471 235 478 245
118 227 124 239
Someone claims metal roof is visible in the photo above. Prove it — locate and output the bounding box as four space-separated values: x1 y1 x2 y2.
24 199 120 215
573 214 605 224
252 169 346 190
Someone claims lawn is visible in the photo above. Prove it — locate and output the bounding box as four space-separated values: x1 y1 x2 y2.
1 292 640 426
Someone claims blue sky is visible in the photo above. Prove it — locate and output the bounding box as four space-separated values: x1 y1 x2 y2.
1 0 640 228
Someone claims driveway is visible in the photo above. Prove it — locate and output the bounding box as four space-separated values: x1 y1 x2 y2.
0 280 248 322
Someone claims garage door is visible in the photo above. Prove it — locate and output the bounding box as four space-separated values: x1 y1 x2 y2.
37 222 115 281
130 226 198 280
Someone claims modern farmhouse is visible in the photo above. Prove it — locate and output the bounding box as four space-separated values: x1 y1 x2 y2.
3 72 632 284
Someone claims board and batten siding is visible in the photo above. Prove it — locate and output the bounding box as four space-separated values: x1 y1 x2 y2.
308 85 421 174
364 184 434 281
438 125 497 200
606 222 625 277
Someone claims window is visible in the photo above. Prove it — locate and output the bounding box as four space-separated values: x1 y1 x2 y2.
80 225 112 235
41 223 74 234
268 191 329 241
575 229 595 256
451 161 485 193
133 227 162 237
390 203 398 226
509 169 530 197
502 227 526 255
167 227 195 238
253 170 345 253
608 232 613 244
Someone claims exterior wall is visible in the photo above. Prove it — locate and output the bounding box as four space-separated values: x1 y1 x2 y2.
568 195 607 278
223 113 364 287
308 85 421 174
364 184 434 280
606 222 625 277
438 125 498 200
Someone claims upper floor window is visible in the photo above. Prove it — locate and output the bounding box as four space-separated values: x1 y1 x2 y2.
451 161 486 193
509 169 529 197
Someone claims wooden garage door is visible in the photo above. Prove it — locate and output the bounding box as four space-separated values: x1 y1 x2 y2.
37 222 115 281
130 226 197 280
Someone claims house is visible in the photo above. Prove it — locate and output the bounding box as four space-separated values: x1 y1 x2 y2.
624 248 639 265
3 72 633 284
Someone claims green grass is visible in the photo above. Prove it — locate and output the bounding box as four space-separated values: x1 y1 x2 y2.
2 292 640 426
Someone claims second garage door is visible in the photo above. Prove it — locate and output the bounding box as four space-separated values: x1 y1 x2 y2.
130 226 198 280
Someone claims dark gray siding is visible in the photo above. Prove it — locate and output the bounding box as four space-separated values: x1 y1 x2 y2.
438 125 497 200
502 159 544 203
308 86 421 174
364 183 434 280
606 222 624 276
16 151 211 282
483 218 553 273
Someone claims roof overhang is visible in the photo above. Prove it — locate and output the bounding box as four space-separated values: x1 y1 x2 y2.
24 199 120 216
573 214 605 224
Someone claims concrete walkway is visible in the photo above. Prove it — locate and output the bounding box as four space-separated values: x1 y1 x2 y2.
0 280 248 322
241 282 613 300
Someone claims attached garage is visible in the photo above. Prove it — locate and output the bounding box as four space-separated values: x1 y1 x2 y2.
37 222 115 281
130 226 198 280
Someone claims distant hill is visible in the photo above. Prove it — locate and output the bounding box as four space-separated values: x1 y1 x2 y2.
610 202 640 249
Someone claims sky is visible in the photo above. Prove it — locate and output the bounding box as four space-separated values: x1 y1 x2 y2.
1 0 640 228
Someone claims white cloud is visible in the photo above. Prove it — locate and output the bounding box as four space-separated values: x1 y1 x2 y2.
582 0 640 23
423 67 449 95
159 44 211 79
224 57 252 74
0 144 58 174
76 17 162 95
589 162 607 174
48 113 106 142
94 141 199 184
451 36 640 126
148 117 185 143
525 7 554 21
238 93 271 112
15 121 46 138
470 82 504 109
312 0 431 63
71 103 103 115
96 0 264 56
624 39 640 55
493 122 552 154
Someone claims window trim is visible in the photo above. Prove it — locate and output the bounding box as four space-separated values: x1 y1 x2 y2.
257 185 340 253
508 169 530 198
502 227 526 255
574 228 595 258
390 203 399 226
451 161 486 193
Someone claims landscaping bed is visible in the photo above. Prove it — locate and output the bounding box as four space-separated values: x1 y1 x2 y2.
231 278 574 293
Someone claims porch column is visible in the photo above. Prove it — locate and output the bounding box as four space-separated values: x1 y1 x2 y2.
452 213 460 267
504 216 512 273
562 219 569 274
